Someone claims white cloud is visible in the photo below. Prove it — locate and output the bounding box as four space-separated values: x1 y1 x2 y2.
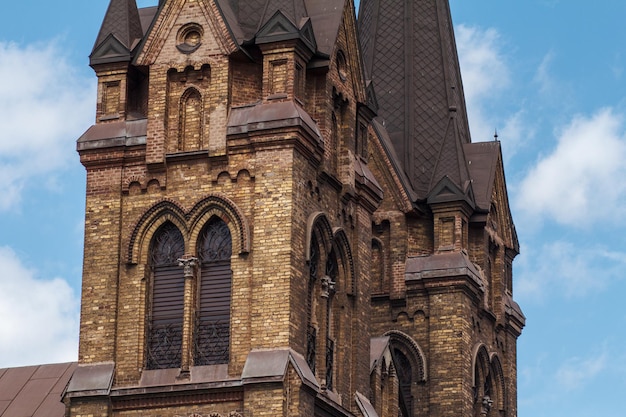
0 246 79 367
555 351 607 391
516 108 626 226
456 25 509 141
0 40 95 211
455 24 530 157
515 240 626 300
456 25 510 104
534 51 556 96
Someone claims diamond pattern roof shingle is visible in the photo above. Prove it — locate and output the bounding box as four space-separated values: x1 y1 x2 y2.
93 0 143 52
359 0 473 201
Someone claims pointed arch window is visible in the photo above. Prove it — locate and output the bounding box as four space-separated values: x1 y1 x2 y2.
393 348 413 417
194 217 232 366
386 332 427 417
306 227 343 391
146 222 185 370
323 247 338 391
306 234 320 373
179 87 203 152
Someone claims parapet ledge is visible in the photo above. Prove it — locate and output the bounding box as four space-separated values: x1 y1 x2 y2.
405 250 483 289
241 348 320 391
226 101 322 143
63 362 115 399
77 119 147 151
504 293 526 334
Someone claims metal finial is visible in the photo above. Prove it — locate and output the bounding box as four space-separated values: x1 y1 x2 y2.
494 129 499 142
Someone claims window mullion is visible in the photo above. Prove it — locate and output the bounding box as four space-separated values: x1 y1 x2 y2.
178 256 198 375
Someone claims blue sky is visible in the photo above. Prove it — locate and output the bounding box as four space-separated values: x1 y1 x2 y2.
1 1 625 416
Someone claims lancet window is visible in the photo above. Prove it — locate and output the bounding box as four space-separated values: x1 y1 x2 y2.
306 219 348 392
146 222 185 370
144 216 233 371
194 217 233 365
393 347 413 417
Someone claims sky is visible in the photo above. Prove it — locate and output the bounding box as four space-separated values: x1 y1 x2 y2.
0 1 625 416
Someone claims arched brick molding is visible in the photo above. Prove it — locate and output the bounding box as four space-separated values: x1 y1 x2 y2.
128 195 250 264
127 199 188 264
472 344 497 416
471 343 490 384
385 330 427 382
305 212 334 261
332 227 355 295
188 194 250 256
490 353 506 413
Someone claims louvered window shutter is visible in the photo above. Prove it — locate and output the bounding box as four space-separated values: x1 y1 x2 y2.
146 222 185 370
194 218 232 365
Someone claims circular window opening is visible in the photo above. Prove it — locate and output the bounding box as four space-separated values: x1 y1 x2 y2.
177 24 203 54
184 30 201 47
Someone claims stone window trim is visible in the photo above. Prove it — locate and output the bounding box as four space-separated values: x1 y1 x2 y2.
176 23 204 54
127 194 250 265
472 344 506 416
305 212 355 391
144 215 234 372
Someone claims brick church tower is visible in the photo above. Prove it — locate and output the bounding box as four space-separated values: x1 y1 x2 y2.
63 0 525 416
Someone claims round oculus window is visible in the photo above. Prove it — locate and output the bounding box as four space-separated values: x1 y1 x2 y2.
177 24 203 54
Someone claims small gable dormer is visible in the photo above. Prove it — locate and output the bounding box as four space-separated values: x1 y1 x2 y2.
256 11 317 103
131 0 237 166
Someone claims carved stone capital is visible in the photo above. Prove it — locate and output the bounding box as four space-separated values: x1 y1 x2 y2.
178 256 198 278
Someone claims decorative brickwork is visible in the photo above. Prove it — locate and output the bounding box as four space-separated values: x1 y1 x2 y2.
65 1 524 417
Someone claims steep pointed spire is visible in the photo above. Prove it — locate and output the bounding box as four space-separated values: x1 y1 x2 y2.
358 0 472 200
92 0 143 58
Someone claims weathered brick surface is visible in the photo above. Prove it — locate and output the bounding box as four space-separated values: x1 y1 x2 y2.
72 0 523 416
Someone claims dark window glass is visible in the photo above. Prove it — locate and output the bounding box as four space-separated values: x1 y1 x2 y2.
194 218 232 365
147 222 185 370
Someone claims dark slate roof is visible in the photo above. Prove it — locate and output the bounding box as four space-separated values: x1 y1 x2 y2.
93 0 143 53
464 141 501 211
138 6 158 35
358 0 473 201
215 0 344 56
0 362 76 417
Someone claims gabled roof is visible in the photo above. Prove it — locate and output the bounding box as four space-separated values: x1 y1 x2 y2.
464 140 520 251
91 0 144 64
358 0 473 201
464 141 501 211
214 0 344 56
0 362 76 417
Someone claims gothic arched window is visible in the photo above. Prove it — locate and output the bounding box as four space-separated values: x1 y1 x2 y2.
393 347 413 417
146 222 185 370
324 247 338 391
387 331 427 417
306 233 320 373
179 87 203 152
194 217 232 365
